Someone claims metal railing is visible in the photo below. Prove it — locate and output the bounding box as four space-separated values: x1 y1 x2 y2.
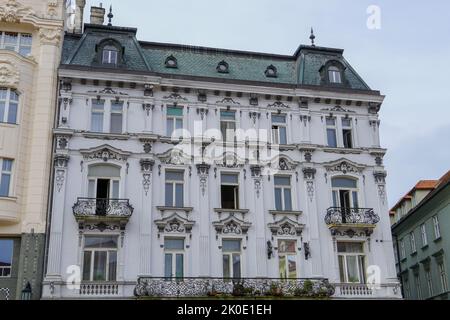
325 207 380 225
72 198 134 218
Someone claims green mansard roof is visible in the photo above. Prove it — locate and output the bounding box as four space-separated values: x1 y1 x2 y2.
61 24 371 91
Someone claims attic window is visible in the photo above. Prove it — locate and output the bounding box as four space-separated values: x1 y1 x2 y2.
265 65 277 78
328 66 342 84
102 45 118 65
217 60 229 74
165 55 178 68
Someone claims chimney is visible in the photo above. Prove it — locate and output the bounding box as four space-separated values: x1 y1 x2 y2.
90 5 106 25
74 0 86 33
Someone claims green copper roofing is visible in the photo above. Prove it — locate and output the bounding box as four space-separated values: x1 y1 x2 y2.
62 24 371 91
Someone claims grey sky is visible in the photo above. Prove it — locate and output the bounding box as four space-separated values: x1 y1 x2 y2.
84 0 450 207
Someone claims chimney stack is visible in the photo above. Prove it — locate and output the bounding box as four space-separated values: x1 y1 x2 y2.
74 0 86 33
90 4 106 25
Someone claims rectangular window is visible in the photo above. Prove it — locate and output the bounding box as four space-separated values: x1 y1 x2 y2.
102 49 118 65
426 269 433 297
221 173 239 209
82 236 118 282
220 111 236 142
421 224 428 247
271 114 287 145
414 273 422 299
328 68 342 83
274 176 292 211
166 106 183 137
91 99 105 132
438 262 448 293
0 159 13 197
433 216 441 239
164 238 184 279
222 239 241 279
0 88 19 124
165 171 184 207
400 239 406 259
404 278 410 299
342 118 353 148
0 31 32 56
110 101 123 134
278 240 297 279
0 239 13 277
337 242 366 283
326 118 337 148
410 232 416 253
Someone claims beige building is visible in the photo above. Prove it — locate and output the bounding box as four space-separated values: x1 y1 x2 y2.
0 0 64 300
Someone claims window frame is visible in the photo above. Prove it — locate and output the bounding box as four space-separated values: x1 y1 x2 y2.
426 269 433 297
326 117 337 148
337 241 366 284
110 100 124 134
331 177 359 209
82 236 118 282
410 232 417 254
438 262 448 293
222 239 242 279
166 106 184 137
274 175 292 211
0 88 19 124
0 158 13 198
0 239 14 278
220 172 239 210
165 170 184 207
271 114 287 145
328 66 342 84
420 224 428 247
433 216 441 239
164 238 185 279
220 110 236 142
278 239 297 279
414 273 422 299
90 99 105 133
341 118 353 149
0 31 32 57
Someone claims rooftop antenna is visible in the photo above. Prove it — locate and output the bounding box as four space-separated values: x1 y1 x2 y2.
310 27 316 47
107 5 113 26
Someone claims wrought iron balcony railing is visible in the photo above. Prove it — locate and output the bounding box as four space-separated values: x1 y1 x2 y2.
324 207 380 225
134 277 335 298
72 198 134 218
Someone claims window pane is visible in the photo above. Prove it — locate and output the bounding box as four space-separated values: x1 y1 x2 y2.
88 164 120 177
220 111 235 120
175 254 184 278
331 178 357 189
84 236 118 249
332 190 338 207
112 181 119 198
88 180 95 198
110 113 122 133
111 101 123 112
279 256 287 279
92 100 105 111
108 251 117 281
0 173 11 197
272 115 286 123
0 240 13 267
2 159 12 171
166 118 174 136
352 191 359 208
279 127 287 144
164 253 172 278
274 188 282 211
82 251 91 281
221 173 238 184
287 255 297 278
223 254 230 278
93 251 107 281
0 101 5 122
165 183 173 206
342 119 352 127
4 32 18 50
358 256 366 283
175 183 183 207
338 255 346 282
91 113 103 132
326 118 335 126
7 102 17 123
232 254 241 278
346 256 359 283
284 189 292 211
327 129 337 147
165 171 184 181
164 238 184 250
274 176 290 186
167 107 183 116
175 118 183 130
222 239 241 252
337 242 363 253
278 240 296 254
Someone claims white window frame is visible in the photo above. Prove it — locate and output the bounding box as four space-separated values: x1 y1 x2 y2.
414 273 422 299
400 239 406 260
82 236 118 282
420 224 428 247
337 242 366 284
110 100 124 134
433 216 441 239
165 170 184 207
166 106 184 137
328 66 342 84
164 238 185 279
0 158 13 198
0 31 32 56
326 117 337 148
331 177 359 209
102 47 118 65
426 269 433 297
87 177 120 199
438 262 448 293
341 118 353 149
0 239 13 277
0 88 19 124
271 114 287 145
222 239 242 279
278 239 297 279
410 232 416 254
220 110 236 142
90 98 105 133
274 175 292 211
220 173 239 210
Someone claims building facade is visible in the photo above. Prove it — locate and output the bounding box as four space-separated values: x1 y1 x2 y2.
42 7 401 299
0 0 64 300
391 171 450 300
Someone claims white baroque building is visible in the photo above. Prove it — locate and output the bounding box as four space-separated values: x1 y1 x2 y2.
42 8 401 299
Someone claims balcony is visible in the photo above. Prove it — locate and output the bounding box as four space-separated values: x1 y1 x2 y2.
72 198 133 228
324 207 380 237
333 283 402 299
134 277 335 298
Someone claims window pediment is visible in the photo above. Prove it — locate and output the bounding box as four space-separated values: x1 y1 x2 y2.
157 148 192 165
80 144 130 162
323 158 365 174
154 213 195 234
268 217 304 237
212 214 251 235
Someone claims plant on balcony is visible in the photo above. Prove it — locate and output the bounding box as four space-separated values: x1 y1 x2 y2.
231 282 254 297
265 283 283 297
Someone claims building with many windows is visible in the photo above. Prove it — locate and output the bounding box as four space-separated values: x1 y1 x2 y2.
391 170 450 300
0 0 64 300
42 5 401 299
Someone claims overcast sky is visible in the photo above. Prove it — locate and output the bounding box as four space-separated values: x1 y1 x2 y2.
84 0 450 207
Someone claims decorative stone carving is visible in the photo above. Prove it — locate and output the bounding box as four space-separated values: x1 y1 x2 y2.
216 97 240 105
267 101 289 108
140 159 154 196
321 106 355 113
0 0 33 23
54 154 69 169
197 107 208 120
80 145 130 162
196 163 210 196
0 60 19 88
55 169 65 192
368 103 381 114
373 171 387 203
157 148 191 165
249 111 260 125
323 158 365 174
163 93 187 101
303 167 316 202
212 215 251 235
39 27 62 45
268 217 304 236
142 103 155 116
276 156 298 171
250 165 262 198
154 213 195 235
214 152 245 168
47 0 58 16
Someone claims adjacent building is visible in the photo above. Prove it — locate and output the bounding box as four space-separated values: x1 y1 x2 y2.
391 171 450 300
0 0 64 300
41 5 401 299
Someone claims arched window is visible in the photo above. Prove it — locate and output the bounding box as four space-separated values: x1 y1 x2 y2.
87 164 121 199
216 60 229 73
265 65 278 78
102 45 118 65
331 177 359 209
0 88 19 124
328 66 342 84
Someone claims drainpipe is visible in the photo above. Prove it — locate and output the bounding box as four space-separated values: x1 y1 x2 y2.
393 234 404 298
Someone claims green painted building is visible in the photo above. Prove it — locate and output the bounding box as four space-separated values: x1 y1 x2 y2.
391 171 450 300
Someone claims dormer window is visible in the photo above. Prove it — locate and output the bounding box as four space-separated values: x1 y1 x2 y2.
217 61 229 73
102 46 118 65
265 65 277 78
165 55 178 68
328 66 342 84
